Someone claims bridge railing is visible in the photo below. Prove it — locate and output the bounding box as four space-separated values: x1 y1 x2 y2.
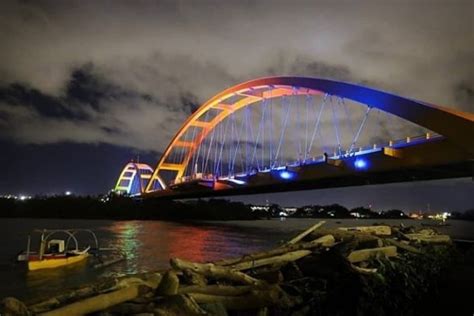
168 132 442 186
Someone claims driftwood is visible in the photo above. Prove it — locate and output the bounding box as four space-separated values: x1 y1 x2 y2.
215 234 334 267
0 297 30 316
230 250 312 271
338 225 392 236
284 221 326 245
385 238 422 254
251 264 285 284
179 284 254 296
106 301 155 314
6 222 453 315
39 285 147 316
155 294 207 315
351 264 378 274
311 228 380 243
404 234 451 243
182 269 208 287
29 278 120 313
188 288 280 310
156 271 179 296
347 246 397 263
170 258 264 285
93 256 125 269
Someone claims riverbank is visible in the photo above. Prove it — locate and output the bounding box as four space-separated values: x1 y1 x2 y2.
2 222 470 315
2 196 473 222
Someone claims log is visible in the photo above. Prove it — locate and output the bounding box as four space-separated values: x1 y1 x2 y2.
170 258 264 285
39 285 147 316
311 228 381 243
154 294 207 315
347 246 397 263
215 235 334 267
281 261 304 280
0 297 30 316
404 234 451 243
189 289 280 310
252 269 284 284
230 250 311 271
29 278 120 313
182 269 208 287
156 271 179 296
93 256 125 269
284 221 326 245
200 302 228 316
107 302 155 314
338 225 391 236
258 307 269 316
179 285 254 296
385 239 422 254
351 265 378 274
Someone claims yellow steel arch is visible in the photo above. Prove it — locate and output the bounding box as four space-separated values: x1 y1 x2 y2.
146 76 474 192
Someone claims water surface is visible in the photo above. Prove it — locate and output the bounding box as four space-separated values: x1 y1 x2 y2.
0 217 472 301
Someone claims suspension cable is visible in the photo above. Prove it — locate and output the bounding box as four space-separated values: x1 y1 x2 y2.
330 96 342 156
273 95 291 168
308 94 328 156
348 106 372 154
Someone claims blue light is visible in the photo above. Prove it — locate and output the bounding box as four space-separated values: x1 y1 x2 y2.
279 170 295 180
354 158 368 169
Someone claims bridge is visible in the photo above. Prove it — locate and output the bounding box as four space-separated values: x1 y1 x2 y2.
114 162 155 196
114 77 474 199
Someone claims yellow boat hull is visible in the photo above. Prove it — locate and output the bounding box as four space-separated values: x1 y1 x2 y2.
28 253 89 271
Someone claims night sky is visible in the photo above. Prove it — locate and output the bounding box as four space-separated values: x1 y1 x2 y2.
0 1 472 211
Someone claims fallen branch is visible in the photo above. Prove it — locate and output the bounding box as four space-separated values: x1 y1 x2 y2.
93 256 125 269
215 234 334 267
29 278 120 313
231 250 311 271
39 285 147 316
404 234 451 243
179 284 254 296
338 225 391 236
284 221 326 246
170 258 264 285
347 246 397 263
385 239 422 254
188 288 280 310
351 264 378 274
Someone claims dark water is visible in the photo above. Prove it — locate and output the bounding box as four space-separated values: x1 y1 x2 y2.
0 218 293 301
0 218 472 302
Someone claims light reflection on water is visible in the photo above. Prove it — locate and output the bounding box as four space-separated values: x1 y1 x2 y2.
0 219 288 301
3 218 471 301
102 221 271 275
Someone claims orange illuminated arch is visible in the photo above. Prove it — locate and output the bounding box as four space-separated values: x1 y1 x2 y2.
146 76 474 191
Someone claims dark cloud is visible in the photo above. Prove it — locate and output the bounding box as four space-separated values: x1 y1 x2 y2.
1 0 472 153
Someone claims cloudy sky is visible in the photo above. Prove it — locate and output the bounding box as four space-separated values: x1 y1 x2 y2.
0 0 472 210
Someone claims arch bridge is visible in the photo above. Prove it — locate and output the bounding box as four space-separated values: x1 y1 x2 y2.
137 77 473 199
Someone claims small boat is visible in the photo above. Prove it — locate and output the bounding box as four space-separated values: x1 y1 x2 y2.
17 229 99 271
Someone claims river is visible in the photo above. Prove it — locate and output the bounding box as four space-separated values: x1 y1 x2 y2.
0 217 472 302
